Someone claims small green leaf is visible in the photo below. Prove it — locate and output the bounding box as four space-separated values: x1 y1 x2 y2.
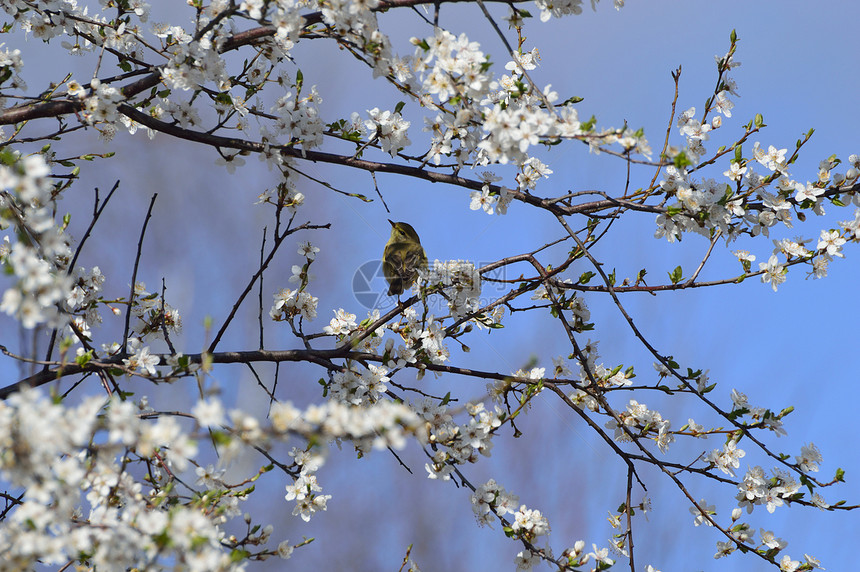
578 271 595 284
75 350 94 366
673 151 692 169
230 549 251 563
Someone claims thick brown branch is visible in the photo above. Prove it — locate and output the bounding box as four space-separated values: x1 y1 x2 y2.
117 104 578 215
0 343 559 400
0 348 355 399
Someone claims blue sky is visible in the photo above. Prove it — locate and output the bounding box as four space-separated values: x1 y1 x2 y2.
3 1 860 570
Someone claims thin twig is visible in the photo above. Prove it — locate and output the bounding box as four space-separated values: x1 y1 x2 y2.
122 194 158 354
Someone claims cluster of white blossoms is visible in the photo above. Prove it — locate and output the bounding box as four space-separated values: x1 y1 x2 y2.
323 308 358 337
654 45 860 292
125 281 182 341
364 107 412 157
605 399 673 453
271 240 323 322
0 390 227 570
1 0 651 217
0 43 25 90
470 478 520 525
0 152 74 329
470 479 630 571
270 286 319 320
707 469 829 568
422 259 482 319
532 0 625 22
714 510 824 568
160 30 230 93
270 85 326 153
407 20 651 208
469 172 515 215
706 439 746 477
418 399 504 480
275 398 422 519
79 78 124 126
328 363 390 406
64 266 106 336
728 388 788 436
478 90 562 167
384 307 451 367
0 387 423 568
412 29 488 165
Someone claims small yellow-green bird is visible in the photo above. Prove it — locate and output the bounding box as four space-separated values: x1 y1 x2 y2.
383 219 428 297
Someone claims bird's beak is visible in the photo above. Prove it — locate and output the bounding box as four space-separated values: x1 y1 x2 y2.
388 219 396 227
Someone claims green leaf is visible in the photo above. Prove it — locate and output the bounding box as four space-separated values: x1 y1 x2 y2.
580 115 597 132
561 95 584 106
230 549 251 563
75 350 94 366
672 151 692 169
668 265 683 284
